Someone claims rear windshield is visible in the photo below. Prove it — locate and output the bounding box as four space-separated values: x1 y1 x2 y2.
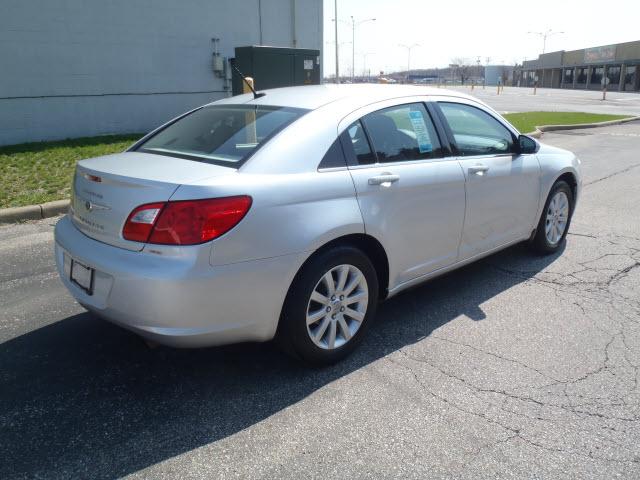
136 105 306 167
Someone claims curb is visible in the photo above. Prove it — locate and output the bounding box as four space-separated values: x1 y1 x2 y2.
0 199 69 224
526 115 640 138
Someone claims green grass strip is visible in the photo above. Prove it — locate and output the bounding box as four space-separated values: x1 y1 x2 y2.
0 134 142 208
503 111 631 134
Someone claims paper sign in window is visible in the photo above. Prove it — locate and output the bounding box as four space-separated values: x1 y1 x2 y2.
408 111 432 153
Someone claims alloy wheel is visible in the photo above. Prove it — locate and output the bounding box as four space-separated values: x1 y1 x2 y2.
545 191 569 245
305 264 369 350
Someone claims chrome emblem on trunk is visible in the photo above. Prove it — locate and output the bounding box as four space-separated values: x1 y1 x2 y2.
84 200 110 212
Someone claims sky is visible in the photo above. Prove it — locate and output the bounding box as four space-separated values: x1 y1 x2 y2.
322 0 640 76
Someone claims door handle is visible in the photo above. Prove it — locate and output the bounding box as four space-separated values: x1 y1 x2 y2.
368 173 400 186
468 164 490 176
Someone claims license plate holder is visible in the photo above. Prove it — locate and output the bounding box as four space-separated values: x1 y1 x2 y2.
70 259 94 295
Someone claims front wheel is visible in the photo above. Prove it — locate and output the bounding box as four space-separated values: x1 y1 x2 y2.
278 246 379 365
530 180 574 254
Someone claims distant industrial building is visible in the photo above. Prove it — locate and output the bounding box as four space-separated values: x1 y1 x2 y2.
0 0 323 146
518 40 640 92
399 64 514 86
483 65 514 86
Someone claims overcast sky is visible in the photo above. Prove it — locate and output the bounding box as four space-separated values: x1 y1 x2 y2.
322 0 640 76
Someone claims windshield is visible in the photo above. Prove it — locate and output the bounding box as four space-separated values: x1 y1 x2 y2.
136 105 306 167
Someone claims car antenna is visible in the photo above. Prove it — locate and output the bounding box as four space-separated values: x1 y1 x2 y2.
228 58 266 99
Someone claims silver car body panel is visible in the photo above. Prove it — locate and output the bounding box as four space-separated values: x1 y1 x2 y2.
55 215 305 346
54 85 582 347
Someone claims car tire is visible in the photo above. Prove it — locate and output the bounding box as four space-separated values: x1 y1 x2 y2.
530 180 574 254
277 245 379 365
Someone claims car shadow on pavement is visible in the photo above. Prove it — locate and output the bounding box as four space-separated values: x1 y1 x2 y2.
0 243 563 479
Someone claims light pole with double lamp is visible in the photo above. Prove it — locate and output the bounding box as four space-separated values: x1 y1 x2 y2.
350 16 376 82
527 28 564 55
527 29 564 88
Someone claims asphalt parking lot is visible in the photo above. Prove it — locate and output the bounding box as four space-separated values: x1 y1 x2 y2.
447 86 640 116
2 120 640 479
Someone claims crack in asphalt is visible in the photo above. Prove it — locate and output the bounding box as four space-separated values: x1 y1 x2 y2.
585 163 640 186
382 228 640 468
389 350 640 466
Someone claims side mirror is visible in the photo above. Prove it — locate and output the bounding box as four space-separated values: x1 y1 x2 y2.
518 134 539 154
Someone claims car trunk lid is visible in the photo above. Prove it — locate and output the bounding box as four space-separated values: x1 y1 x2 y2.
70 152 236 251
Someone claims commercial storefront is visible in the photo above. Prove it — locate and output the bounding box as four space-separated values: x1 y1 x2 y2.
518 40 640 92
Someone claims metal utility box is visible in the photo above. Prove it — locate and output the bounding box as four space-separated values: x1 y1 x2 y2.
232 46 320 95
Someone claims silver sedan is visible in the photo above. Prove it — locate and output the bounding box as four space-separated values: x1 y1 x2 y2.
54 85 581 364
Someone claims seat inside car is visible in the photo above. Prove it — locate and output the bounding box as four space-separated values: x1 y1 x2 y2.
365 114 417 160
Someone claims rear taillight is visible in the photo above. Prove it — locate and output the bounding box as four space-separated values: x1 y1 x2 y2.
122 202 165 243
122 196 252 245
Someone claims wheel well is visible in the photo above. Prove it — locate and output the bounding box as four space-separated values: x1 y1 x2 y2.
557 172 578 200
304 234 390 299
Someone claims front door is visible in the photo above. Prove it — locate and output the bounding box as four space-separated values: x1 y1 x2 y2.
342 102 466 289
435 101 541 260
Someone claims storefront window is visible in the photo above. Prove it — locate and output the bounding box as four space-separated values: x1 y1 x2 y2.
564 68 574 84
576 67 588 83
625 66 637 89
607 66 621 85
591 67 604 85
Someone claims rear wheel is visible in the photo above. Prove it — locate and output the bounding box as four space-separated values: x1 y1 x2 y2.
530 180 574 254
278 246 379 365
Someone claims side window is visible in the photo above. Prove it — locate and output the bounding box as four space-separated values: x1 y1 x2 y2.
438 102 514 156
341 120 376 165
362 103 442 163
318 137 348 169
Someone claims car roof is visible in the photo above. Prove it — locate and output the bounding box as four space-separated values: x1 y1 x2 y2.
210 84 479 111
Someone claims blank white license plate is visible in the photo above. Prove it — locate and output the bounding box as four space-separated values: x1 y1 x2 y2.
70 259 94 294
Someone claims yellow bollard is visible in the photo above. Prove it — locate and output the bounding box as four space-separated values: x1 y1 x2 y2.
243 77 257 144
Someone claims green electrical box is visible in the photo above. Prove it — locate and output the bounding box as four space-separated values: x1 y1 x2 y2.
232 46 321 95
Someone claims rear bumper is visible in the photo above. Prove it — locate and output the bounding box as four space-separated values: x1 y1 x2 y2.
54 215 306 347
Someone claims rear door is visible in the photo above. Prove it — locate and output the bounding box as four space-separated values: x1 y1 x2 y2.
433 100 541 260
342 101 466 289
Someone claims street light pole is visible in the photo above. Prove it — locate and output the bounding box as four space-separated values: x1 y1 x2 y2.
333 15 375 83
527 29 563 90
362 52 374 80
527 29 564 55
334 0 339 83
398 43 420 82
351 16 355 82
350 16 376 82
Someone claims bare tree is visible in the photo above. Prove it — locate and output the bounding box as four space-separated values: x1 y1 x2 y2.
450 57 474 85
